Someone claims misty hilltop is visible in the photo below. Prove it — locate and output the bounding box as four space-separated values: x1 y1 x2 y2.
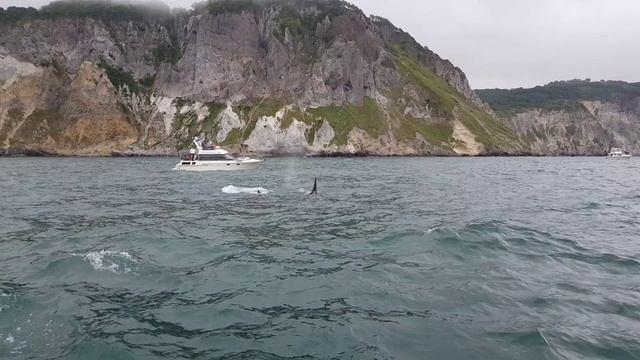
0 0 529 156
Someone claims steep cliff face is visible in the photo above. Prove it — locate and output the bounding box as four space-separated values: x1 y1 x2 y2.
477 81 640 155
0 0 525 156
0 56 137 155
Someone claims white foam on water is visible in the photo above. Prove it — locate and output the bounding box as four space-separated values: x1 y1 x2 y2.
426 227 439 234
222 185 271 195
6 334 14 343
297 188 306 193
0 293 8 297
82 250 138 273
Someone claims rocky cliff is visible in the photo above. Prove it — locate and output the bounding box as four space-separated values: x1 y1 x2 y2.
477 80 640 155
0 0 525 156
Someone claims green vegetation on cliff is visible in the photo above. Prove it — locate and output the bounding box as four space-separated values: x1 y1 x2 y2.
150 44 181 65
393 115 453 147
172 101 226 149
100 63 143 94
278 106 323 144
477 80 640 114
235 98 283 120
205 0 256 14
201 102 226 140
390 46 520 150
204 0 355 16
390 46 456 118
172 109 198 149
204 0 359 62
100 62 160 97
220 98 284 145
308 97 386 145
280 107 304 130
0 7 38 25
0 0 171 25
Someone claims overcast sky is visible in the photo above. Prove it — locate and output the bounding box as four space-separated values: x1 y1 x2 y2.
2 0 639 89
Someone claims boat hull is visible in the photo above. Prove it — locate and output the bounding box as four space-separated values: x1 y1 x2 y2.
174 160 264 171
608 155 632 160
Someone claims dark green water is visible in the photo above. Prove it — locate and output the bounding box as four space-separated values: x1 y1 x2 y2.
1 157 639 359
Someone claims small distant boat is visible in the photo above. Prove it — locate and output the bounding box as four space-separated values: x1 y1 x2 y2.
608 148 632 159
173 137 263 171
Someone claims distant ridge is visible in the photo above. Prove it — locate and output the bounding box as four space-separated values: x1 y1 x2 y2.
477 80 640 155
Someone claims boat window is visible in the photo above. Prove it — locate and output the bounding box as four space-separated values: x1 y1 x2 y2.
198 154 231 161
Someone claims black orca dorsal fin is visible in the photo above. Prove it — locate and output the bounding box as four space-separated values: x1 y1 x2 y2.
310 178 317 195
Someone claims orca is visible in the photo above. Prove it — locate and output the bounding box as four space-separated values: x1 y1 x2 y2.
309 178 318 195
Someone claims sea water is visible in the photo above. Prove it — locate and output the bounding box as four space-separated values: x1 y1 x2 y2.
0 157 639 359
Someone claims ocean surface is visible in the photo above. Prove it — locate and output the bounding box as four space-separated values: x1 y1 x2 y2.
0 157 639 360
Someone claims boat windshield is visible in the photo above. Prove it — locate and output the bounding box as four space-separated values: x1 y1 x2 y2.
198 154 236 161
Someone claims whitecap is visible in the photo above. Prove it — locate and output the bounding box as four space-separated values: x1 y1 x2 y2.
6 334 14 343
222 185 271 195
297 188 306 193
82 250 138 274
426 227 439 234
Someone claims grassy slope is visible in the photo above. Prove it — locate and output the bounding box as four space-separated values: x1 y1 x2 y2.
390 46 522 151
307 97 387 145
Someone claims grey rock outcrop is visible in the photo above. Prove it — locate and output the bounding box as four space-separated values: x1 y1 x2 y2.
0 0 523 156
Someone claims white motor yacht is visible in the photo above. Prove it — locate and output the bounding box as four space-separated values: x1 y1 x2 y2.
173 137 264 171
608 148 632 159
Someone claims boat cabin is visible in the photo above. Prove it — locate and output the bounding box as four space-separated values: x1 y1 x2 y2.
180 137 237 163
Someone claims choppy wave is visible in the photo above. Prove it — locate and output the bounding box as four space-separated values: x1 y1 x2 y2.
79 250 138 274
222 185 271 195
3 157 640 359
